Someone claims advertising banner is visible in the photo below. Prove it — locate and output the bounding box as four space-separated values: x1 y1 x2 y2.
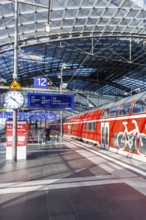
6 121 27 147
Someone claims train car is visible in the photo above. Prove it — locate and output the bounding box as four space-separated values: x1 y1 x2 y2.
63 91 146 162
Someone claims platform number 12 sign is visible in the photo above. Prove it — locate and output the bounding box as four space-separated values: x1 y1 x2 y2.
34 76 48 89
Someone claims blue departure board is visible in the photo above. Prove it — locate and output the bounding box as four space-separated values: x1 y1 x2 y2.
27 93 74 110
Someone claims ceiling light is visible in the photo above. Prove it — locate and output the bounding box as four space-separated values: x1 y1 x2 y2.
45 23 51 33
62 64 67 69
62 83 68 89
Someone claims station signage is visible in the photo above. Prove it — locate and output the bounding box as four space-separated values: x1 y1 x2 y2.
0 112 56 120
34 76 48 89
27 93 74 110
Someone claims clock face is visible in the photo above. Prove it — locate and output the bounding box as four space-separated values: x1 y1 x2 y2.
4 91 24 109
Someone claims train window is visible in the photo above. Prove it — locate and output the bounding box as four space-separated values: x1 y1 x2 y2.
84 123 87 130
88 122 92 130
93 122 96 131
132 99 146 114
119 103 131 116
110 105 119 117
65 119 70 123
102 109 109 118
87 122 96 130
72 124 75 130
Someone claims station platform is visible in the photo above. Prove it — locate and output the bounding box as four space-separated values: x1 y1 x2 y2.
1 138 146 220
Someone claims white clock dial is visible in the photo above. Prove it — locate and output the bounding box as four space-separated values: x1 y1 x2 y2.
4 91 24 109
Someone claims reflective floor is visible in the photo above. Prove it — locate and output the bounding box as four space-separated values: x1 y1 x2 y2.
1 140 146 220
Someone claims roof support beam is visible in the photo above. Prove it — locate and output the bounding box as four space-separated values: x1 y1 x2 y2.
86 77 132 93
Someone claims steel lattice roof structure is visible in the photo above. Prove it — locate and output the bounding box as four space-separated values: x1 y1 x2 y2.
0 0 146 114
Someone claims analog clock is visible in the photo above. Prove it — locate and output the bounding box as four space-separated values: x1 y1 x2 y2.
4 91 24 109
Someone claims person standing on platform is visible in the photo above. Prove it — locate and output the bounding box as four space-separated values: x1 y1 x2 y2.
43 125 51 143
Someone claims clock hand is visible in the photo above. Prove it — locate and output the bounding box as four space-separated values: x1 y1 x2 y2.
9 96 21 106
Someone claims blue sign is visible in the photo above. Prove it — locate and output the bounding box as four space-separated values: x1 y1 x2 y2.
27 93 74 110
34 76 48 89
0 112 56 120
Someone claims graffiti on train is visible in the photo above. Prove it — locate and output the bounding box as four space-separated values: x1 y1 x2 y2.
117 120 146 156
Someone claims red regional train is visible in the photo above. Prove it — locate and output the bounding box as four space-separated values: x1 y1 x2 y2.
63 91 146 162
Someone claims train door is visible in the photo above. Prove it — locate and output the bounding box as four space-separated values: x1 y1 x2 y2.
68 125 71 136
101 122 109 150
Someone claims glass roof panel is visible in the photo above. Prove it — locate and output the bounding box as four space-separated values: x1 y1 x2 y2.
67 0 82 7
91 8 105 17
51 9 64 18
52 0 68 8
0 0 146 116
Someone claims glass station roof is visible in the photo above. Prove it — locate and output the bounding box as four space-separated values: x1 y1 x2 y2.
0 0 146 114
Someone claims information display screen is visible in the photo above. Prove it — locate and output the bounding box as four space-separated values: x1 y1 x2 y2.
28 93 74 110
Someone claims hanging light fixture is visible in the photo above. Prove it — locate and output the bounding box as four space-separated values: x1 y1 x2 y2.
45 0 51 33
45 23 51 33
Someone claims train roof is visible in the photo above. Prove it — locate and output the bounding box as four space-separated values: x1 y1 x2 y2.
66 90 146 119
114 91 146 105
95 91 146 110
